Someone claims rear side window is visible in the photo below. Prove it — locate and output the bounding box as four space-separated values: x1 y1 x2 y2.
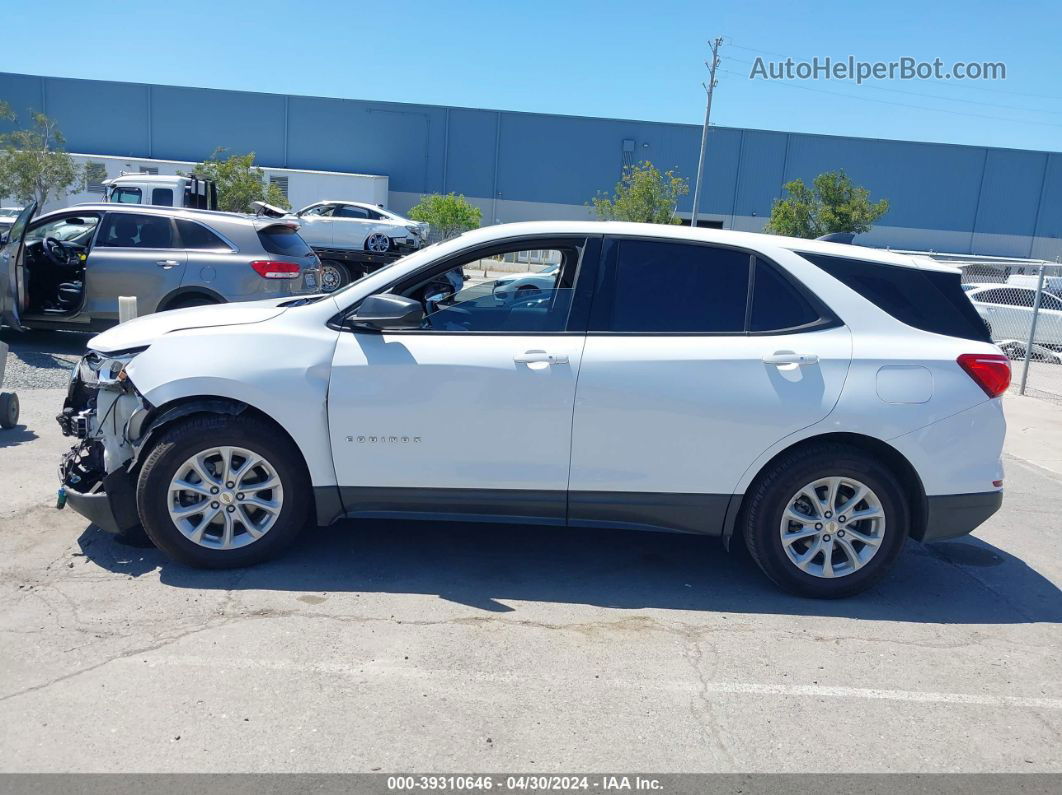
151 188 174 206
802 253 990 342
176 219 228 250
257 225 313 257
605 239 750 332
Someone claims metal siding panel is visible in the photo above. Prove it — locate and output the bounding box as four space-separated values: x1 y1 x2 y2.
150 86 286 164
733 130 788 220
974 149 1047 236
43 77 149 156
495 114 633 205
443 109 498 198
1034 153 1062 243
783 135 984 232
286 96 430 192
0 73 45 135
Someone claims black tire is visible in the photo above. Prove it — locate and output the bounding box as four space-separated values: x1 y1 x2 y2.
112 523 154 548
0 392 18 429
136 414 310 568
743 442 909 598
166 294 219 311
319 260 351 292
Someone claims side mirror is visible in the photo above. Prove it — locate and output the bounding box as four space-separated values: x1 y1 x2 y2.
0 233 7 246
350 294 424 330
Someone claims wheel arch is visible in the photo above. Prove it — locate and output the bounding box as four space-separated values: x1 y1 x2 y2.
131 394 337 525
157 286 227 311
722 431 928 548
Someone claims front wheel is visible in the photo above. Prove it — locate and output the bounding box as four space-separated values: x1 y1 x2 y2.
742 443 909 598
136 414 309 568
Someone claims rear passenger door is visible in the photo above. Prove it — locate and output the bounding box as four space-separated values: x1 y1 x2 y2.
568 237 852 534
85 212 187 318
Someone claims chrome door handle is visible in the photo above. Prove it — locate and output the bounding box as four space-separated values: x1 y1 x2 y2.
156 259 179 269
514 350 569 365
762 351 819 366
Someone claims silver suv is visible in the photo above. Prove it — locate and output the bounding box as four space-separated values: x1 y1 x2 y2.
0 202 321 332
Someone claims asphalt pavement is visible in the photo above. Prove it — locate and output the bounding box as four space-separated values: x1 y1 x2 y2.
0 382 1059 773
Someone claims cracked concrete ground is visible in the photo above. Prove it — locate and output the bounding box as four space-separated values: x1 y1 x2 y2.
0 388 1060 772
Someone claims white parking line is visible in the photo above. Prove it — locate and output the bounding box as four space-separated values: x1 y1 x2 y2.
144 656 1062 710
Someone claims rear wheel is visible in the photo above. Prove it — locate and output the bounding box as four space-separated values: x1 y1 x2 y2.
743 443 909 598
365 233 391 254
319 260 351 292
136 415 309 568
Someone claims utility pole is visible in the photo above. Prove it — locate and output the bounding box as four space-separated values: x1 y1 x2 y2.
690 37 723 230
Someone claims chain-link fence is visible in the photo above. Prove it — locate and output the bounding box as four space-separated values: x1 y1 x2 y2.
952 259 1062 401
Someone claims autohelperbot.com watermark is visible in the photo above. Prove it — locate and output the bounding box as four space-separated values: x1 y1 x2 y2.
749 56 1006 84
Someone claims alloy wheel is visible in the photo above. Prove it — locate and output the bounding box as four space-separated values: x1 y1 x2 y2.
365 233 390 253
167 446 284 550
779 476 886 578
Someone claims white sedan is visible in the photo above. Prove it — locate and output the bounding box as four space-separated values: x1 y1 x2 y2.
964 283 1062 348
294 201 428 254
492 263 559 304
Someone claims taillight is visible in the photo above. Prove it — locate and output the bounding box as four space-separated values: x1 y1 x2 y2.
250 260 301 279
957 353 1011 398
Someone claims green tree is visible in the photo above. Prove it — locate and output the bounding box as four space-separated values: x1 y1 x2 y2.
765 170 889 238
407 192 482 241
0 105 85 207
590 161 689 224
188 148 289 213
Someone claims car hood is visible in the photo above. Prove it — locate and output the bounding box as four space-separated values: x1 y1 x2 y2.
88 298 292 354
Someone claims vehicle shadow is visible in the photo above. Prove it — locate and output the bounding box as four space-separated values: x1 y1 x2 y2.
0 426 38 448
0 328 93 360
76 518 1062 624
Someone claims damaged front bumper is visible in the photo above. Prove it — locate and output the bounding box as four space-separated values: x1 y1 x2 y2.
57 350 149 535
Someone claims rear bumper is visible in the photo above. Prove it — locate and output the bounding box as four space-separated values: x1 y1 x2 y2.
919 491 1003 542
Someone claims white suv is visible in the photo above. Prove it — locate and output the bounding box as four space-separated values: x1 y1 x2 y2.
57 222 1009 598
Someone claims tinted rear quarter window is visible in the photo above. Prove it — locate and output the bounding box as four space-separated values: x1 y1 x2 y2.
176 219 227 250
750 258 820 332
802 253 990 342
606 239 750 332
258 226 313 257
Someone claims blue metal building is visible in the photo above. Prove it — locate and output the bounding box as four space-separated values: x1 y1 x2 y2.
1 71 1060 259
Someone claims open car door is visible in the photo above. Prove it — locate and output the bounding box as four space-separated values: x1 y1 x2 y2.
0 201 37 330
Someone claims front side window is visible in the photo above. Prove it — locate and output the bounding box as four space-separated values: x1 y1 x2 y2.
26 215 100 245
110 187 142 204
382 241 586 334
301 204 335 217
97 214 176 248
604 239 750 333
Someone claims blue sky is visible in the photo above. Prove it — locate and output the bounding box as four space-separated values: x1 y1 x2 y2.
3 0 1061 152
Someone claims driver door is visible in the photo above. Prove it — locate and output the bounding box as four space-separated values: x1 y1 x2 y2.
326 237 598 523
0 202 38 330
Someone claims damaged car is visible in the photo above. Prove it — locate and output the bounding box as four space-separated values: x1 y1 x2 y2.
54 221 1007 597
